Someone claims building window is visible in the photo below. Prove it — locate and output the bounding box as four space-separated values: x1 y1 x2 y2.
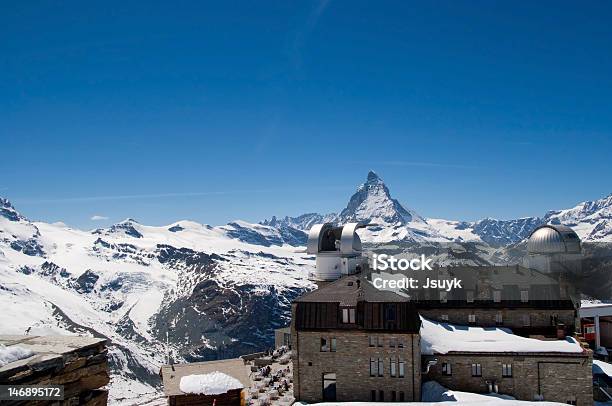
466 290 474 303
389 337 397 348
502 363 512 377
399 359 405 378
493 290 501 303
371 390 376 401
441 314 449 321
442 362 452 376
390 358 397 377
320 338 329 352
399 391 405 401
369 336 375 347
379 390 384 401
378 358 384 377
398 339 404 349
377 336 383 347
468 314 476 324
330 338 336 352
391 391 397 401
520 290 529 303
342 308 356 323
386 305 396 321
522 314 531 327
471 363 482 377
495 312 503 325
370 358 377 377
440 291 448 303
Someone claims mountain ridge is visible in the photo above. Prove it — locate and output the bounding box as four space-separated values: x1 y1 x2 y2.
261 172 612 244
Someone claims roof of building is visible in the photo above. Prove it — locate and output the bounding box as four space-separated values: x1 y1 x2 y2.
294 275 409 306
160 358 250 397
527 224 581 254
420 316 585 355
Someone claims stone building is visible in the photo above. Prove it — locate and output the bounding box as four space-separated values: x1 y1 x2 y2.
274 326 291 349
425 351 592 405
291 275 422 403
420 316 593 405
414 264 578 337
290 221 595 404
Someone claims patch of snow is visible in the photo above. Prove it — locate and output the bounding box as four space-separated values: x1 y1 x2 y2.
179 371 243 395
298 381 567 405
0 344 34 366
594 360 612 377
581 300 612 309
420 316 583 355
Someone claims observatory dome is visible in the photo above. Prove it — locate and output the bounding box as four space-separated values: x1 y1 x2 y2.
527 224 581 255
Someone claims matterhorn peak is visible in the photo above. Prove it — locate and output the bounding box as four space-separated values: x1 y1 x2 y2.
339 172 423 226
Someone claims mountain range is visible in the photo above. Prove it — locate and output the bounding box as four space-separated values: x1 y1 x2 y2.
262 171 612 245
1 172 611 404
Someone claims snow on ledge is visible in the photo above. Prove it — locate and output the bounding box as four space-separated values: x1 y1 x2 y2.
179 371 243 395
420 316 583 355
297 381 568 405
593 360 612 377
0 344 34 367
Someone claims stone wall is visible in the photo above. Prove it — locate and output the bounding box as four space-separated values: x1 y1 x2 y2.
274 327 291 349
425 352 593 406
292 329 421 403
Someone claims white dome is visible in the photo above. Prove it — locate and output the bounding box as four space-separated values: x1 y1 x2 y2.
527 225 581 254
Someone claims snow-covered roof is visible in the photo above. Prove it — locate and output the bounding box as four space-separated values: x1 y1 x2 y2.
179 371 244 396
420 316 584 355
593 360 612 377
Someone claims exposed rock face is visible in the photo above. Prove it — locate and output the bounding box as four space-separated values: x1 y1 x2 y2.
9 237 45 256
0 197 26 222
471 217 543 246
221 221 306 247
75 270 100 294
94 219 143 238
0 335 110 405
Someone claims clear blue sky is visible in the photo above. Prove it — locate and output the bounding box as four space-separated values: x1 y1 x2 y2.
1 1 611 228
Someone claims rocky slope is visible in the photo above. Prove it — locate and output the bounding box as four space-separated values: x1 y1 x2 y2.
0 198 314 404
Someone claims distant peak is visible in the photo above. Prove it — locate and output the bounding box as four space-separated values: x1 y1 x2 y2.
0 197 13 208
367 170 381 183
0 196 26 222
119 218 139 224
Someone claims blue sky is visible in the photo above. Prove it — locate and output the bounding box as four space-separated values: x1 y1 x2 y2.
1 1 611 228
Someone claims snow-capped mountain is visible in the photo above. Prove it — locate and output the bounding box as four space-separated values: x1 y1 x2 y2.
263 171 612 244
544 194 612 241
338 171 424 226
2 172 611 404
0 198 314 404
263 171 453 243
261 212 336 232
